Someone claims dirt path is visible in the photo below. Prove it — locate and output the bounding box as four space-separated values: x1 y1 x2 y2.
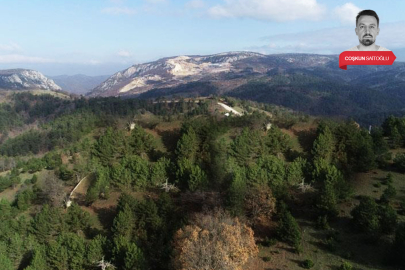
68 175 92 205
217 102 243 116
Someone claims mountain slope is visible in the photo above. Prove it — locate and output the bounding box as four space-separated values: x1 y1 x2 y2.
88 51 329 97
88 51 405 119
0 69 61 91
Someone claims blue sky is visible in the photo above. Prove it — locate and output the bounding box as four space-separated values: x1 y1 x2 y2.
0 0 404 75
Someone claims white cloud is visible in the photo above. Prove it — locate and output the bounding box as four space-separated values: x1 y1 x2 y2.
0 53 106 65
334 3 361 25
252 21 405 54
87 60 102 65
145 0 167 4
0 42 22 53
379 21 405 49
101 7 137 15
0 54 55 64
255 27 358 54
185 0 205 9
208 0 326 22
118 50 133 57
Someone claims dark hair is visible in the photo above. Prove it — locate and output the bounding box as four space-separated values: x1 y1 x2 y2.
356 10 379 26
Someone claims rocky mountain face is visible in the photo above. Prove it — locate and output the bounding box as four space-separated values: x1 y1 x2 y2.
50 74 110 95
0 69 61 91
87 51 405 123
87 52 338 97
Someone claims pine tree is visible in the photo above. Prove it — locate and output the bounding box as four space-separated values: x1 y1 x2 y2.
86 235 107 267
312 126 335 162
93 128 126 166
257 154 286 191
230 128 262 166
112 236 145 270
124 155 150 188
112 204 135 239
57 233 86 270
175 126 199 162
265 126 291 155
317 179 338 217
227 167 247 216
150 157 169 186
65 203 91 233
176 158 207 191
25 246 48 270
351 197 380 235
390 126 402 149
277 202 302 252
130 125 155 156
286 157 307 185
0 253 13 270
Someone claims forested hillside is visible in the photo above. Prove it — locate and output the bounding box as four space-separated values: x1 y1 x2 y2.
0 93 405 270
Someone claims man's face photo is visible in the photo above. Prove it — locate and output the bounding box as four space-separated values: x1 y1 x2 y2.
355 15 380 47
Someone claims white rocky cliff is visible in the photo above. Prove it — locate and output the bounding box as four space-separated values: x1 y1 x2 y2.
0 69 61 91
88 51 336 97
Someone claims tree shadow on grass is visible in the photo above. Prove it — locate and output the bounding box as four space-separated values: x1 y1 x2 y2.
93 205 116 232
328 265 363 270
289 259 305 268
156 129 180 154
294 128 317 153
279 246 297 254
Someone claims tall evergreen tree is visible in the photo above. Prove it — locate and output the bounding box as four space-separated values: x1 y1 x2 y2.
312 125 335 162
277 202 302 252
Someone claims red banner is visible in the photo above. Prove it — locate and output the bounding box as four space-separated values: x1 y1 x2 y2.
339 51 396 70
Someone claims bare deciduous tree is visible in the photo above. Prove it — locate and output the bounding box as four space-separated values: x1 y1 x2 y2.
96 257 115 270
244 186 276 226
41 174 66 207
172 209 258 270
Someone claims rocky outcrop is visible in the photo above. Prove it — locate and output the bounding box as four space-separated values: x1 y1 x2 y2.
0 69 61 91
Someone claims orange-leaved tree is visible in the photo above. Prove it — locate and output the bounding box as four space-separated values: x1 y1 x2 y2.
172 209 258 270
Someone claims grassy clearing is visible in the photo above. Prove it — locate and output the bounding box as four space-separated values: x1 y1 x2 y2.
281 128 303 153
145 128 168 154
0 169 50 202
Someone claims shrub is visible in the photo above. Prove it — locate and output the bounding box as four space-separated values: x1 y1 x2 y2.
262 237 277 247
324 236 338 252
380 184 397 203
262 256 271 262
31 174 38 184
385 173 394 184
379 204 398 234
301 259 314 269
393 153 405 172
316 215 330 230
373 182 381 188
339 261 353 270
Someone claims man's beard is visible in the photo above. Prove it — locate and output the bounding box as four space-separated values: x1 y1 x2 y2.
360 36 375 46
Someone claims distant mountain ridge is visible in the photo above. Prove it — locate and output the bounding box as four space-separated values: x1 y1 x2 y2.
88 51 337 97
50 74 110 95
0 69 61 91
87 51 405 119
